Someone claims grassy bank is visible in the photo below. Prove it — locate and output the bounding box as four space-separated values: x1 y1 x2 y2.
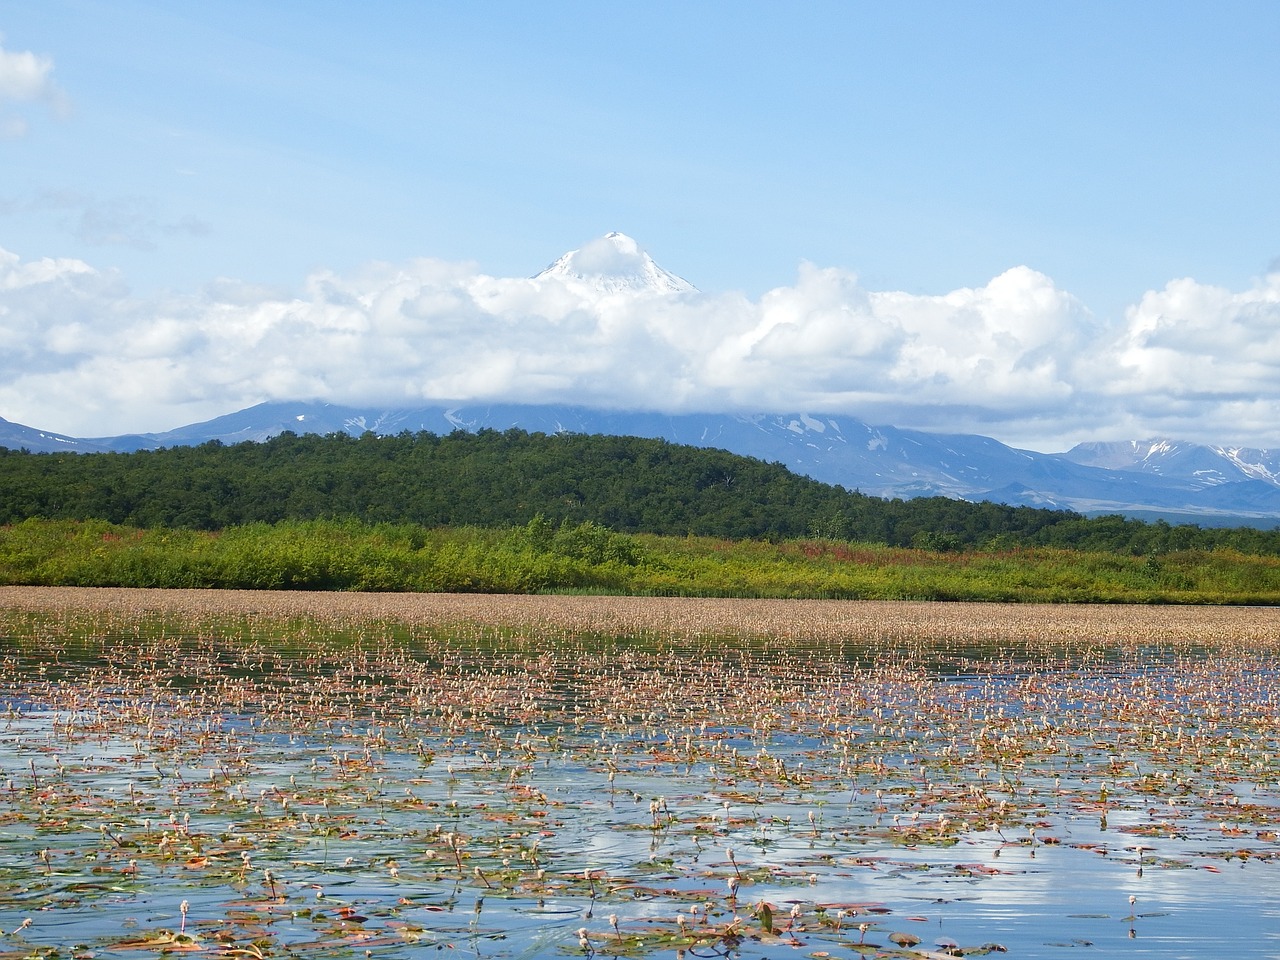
3 517 1280 603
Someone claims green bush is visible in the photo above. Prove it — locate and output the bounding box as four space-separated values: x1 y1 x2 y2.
3 518 1280 603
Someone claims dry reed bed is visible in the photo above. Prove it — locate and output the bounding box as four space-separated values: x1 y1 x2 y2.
3 585 1279 647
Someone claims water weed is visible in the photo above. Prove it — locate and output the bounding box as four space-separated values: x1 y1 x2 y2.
0 589 1275 956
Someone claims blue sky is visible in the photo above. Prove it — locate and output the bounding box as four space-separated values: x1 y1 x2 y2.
2 1 1280 450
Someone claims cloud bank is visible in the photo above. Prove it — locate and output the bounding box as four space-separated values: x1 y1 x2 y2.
2 239 1279 452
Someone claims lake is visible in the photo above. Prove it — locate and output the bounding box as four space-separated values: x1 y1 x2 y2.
0 587 1276 958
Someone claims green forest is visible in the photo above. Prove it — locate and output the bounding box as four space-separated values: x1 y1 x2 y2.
4 427 1280 553
3 429 1280 602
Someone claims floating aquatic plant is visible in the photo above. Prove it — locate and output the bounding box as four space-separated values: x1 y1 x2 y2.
0 588 1275 956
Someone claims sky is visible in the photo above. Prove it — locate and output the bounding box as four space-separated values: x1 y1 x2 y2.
1 1 1279 452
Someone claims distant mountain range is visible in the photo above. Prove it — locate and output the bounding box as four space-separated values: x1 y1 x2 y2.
6 232 1279 527
5 401 1280 527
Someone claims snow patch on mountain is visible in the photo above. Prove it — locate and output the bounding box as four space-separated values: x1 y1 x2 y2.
1216 447 1280 484
797 413 825 433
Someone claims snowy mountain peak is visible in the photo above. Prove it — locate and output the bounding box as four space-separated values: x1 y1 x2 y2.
1063 436 1280 491
534 233 696 295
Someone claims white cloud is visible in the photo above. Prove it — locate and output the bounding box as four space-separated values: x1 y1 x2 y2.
0 41 53 100
0 36 68 137
3 239 1280 451
875 265 1090 412
1091 271 1280 442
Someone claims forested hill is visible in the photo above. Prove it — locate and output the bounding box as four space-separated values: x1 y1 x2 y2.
0 428 1030 542
2 428 1279 554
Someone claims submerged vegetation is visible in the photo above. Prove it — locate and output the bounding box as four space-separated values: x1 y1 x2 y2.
0 590 1276 957
2 516 1280 602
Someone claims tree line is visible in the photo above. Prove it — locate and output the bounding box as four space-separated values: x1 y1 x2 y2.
2 428 1279 555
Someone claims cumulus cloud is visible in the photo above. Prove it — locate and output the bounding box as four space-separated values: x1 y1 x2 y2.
1094 271 1280 441
0 36 68 137
2 238 1280 451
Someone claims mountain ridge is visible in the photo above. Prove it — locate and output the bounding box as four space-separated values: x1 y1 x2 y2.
1063 438 1280 486
5 402 1280 527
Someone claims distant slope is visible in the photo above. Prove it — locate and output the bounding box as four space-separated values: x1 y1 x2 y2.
0 417 114 454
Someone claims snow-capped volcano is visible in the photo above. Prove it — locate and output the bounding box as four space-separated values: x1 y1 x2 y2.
534 232 696 295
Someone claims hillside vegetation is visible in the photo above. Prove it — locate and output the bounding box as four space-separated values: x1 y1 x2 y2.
4 430 1280 602
4 427 1280 553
